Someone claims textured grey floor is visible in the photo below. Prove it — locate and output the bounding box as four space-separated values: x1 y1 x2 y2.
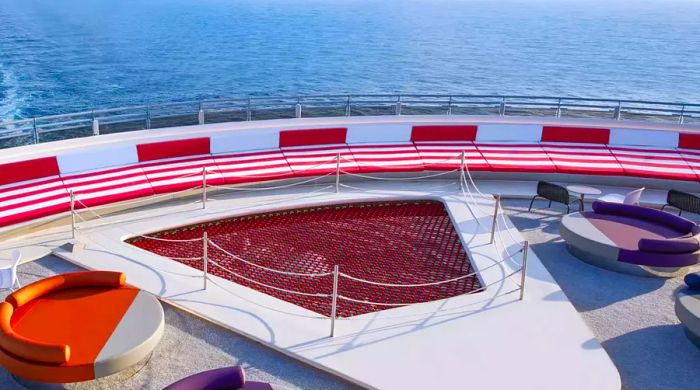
0 257 359 390
504 199 700 390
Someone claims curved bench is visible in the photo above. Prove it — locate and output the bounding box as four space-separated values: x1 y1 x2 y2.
560 201 700 277
0 271 164 384
675 274 700 348
3 120 700 232
164 366 274 390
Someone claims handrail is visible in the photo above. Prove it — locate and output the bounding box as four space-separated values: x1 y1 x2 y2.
2 93 699 149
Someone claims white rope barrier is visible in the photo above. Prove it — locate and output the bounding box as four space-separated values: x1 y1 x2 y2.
207 239 334 277
208 259 332 298
206 173 333 192
340 168 458 181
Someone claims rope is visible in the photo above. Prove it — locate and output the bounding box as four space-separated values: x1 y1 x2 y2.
207 240 334 277
340 168 458 181
336 269 521 307
207 259 332 298
206 173 332 192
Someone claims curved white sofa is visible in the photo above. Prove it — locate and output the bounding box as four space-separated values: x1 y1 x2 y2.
1 115 700 232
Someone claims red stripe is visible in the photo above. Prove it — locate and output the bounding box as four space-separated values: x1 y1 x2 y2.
541 126 610 144
679 133 700 150
410 125 478 142
0 157 60 186
137 138 210 162
279 128 347 147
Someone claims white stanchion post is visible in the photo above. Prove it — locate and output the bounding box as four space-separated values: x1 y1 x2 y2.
335 152 341 193
92 118 99 136
459 151 466 190
203 232 208 290
520 241 529 300
69 190 76 239
330 265 339 337
198 108 205 125
490 194 500 244
202 167 207 209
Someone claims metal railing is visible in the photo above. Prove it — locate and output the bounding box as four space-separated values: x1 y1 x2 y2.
2 94 699 149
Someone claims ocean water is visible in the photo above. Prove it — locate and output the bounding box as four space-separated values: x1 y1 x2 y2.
0 0 699 121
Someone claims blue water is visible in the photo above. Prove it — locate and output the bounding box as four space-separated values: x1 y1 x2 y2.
1 0 699 120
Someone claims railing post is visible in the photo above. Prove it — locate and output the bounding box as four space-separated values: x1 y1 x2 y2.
490 194 501 244
447 96 453 115
498 98 506 116
295 97 302 118
345 96 351 116
198 106 205 125
520 241 529 300
146 105 151 129
246 97 252 121
679 105 686 124
203 232 208 290
202 167 207 209
32 118 39 144
330 265 339 337
92 118 100 136
395 96 402 115
613 101 622 120
459 150 466 190
556 98 562 117
69 190 76 239
335 152 341 193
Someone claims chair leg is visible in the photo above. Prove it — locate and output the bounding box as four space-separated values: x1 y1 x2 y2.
548 200 552 208
566 205 570 213
528 196 539 212
679 210 683 216
660 204 667 211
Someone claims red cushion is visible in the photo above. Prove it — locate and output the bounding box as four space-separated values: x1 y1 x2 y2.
281 145 358 177
413 142 489 171
476 143 556 173
213 150 295 185
0 157 60 186
608 146 698 181
348 143 425 173
136 138 211 162
61 166 155 208
679 133 700 150
540 143 623 176
410 125 477 142
541 126 610 144
279 128 347 147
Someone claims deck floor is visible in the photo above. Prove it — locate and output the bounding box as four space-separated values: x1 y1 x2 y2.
503 199 700 390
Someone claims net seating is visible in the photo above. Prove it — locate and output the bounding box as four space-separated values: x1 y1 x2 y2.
0 157 71 228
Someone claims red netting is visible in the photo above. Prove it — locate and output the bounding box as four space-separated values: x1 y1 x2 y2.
127 200 481 317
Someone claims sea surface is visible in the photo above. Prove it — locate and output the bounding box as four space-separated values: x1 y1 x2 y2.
1 0 699 121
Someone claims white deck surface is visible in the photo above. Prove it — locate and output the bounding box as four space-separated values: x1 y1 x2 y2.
2 179 620 389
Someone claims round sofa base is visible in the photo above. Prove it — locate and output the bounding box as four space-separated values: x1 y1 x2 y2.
565 244 686 278
676 290 700 349
11 352 153 390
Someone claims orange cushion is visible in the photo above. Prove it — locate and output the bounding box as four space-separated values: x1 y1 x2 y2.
7 271 125 308
0 303 69 364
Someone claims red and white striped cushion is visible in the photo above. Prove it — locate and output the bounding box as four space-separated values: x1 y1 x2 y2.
475 143 556 173
678 148 700 181
140 155 223 194
212 149 294 185
608 146 698 181
0 176 70 228
281 144 359 177
348 143 424 173
413 141 488 171
540 143 623 175
61 165 154 208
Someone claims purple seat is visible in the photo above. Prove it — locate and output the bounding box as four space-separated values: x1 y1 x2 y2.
164 366 273 390
591 202 700 268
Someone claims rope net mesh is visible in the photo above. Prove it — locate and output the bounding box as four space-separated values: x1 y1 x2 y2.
127 200 481 317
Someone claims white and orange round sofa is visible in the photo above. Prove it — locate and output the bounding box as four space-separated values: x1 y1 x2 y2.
0 271 164 384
